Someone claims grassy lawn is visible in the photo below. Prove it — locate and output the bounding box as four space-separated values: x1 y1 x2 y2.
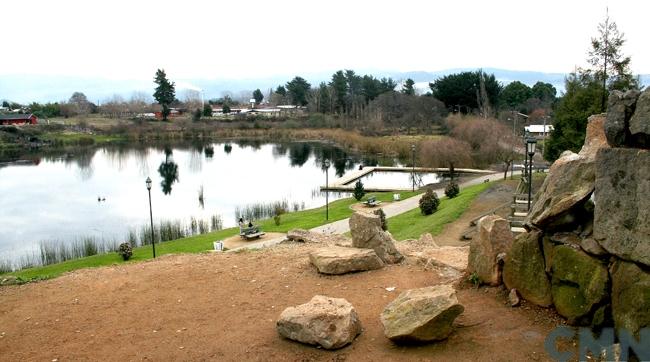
387 181 493 240
4 191 419 282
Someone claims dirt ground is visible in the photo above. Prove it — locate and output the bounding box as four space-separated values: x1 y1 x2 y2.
0 179 568 361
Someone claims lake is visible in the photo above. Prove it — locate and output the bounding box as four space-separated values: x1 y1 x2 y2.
0 141 379 265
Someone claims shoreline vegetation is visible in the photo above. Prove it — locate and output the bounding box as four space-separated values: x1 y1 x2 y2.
0 181 493 282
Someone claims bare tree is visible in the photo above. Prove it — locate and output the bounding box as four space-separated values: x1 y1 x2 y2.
419 138 473 175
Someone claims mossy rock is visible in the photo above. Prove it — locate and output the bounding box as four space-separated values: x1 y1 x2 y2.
503 230 552 307
611 260 650 338
551 245 608 323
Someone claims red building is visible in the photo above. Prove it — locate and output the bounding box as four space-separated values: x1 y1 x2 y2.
0 114 38 125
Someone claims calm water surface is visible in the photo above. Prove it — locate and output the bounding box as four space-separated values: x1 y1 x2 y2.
0 141 369 263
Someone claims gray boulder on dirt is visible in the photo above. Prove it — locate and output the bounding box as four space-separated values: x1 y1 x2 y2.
594 148 650 267
503 230 553 307
610 260 650 338
550 245 609 323
286 229 350 246
276 295 362 349
606 90 640 147
309 246 384 275
349 212 403 264
629 88 650 148
380 285 464 343
467 215 514 286
526 115 608 228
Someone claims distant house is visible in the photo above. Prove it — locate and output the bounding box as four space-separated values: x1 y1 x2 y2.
0 113 38 125
525 124 554 138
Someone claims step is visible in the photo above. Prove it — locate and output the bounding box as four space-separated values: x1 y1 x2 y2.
513 212 528 217
510 227 527 234
508 220 525 227
514 199 529 204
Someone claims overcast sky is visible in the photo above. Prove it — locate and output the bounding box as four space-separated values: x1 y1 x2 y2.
1 0 648 81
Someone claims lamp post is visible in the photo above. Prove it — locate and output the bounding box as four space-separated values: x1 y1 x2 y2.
526 138 537 211
146 177 156 258
324 160 330 220
411 144 416 192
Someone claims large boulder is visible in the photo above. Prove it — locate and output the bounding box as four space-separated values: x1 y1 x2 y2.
309 246 384 275
610 260 650 338
550 246 609 324
629 88 650 148
287 229 350 246
467 215 514 285
606 90 640 147
503 230 553 307
380 285 464 343
526 115 608 229
594 148 650 266
276 295 362 349
349 212 403 264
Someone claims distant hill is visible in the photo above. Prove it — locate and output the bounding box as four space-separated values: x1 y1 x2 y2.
1 69 648 104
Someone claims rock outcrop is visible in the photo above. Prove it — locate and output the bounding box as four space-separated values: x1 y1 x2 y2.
467 215 513 285
594 148 650 267
610 260 650 338
309 246 384 275
503 230 552 307
526 115 608 229
287 229 350 246
349 212 403 264
380 285 464 343
629 88 650 148
550 246 609 323
606 90 640 147
276 295 362 349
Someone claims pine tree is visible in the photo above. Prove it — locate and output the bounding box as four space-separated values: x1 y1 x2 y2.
588 9 638 112
353 180 366 201
153 69 175 121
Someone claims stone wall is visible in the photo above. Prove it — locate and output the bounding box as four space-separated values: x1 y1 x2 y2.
504 89 650 338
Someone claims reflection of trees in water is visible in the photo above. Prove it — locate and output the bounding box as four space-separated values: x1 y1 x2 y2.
67 148 96 180
272 144 288 159
288 143 312 167
237 139 262 150
158 148 179 195
312 144 358 177
188 142 204 173
224 144 232 154
204 146 214 159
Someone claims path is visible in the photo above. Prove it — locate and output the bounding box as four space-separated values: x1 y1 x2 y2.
311 171 501 235
228 171 503 252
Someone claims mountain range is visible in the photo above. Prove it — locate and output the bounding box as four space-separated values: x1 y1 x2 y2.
1 68 648 104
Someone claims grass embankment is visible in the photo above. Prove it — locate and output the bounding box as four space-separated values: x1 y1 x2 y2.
42 131 127 146
6 191 419 281
388 181 493 240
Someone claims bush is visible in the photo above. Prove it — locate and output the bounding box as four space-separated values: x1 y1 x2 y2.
353 180 366 201
373 208 387 231
445 181 460 198
418 188 440 215
118 242 133 261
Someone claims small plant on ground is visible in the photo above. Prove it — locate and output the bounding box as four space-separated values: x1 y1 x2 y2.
353 180 366 201
468 272 481 288
273 205 286 226
418 188 440 215
445 181 460 198
374 208 387 231
118 242 133 261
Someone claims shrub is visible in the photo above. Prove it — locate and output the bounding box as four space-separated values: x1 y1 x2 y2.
373 208 387 231
353 180 366 201
418 188 440 215
445 181 460 198
274 215 281 226
118 242 133 261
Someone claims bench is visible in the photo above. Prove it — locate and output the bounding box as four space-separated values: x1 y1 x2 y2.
240 226 266 240
364 196 382 207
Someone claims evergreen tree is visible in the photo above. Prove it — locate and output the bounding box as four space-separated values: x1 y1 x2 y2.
588 9 638 111
402 78 416 95
153 69 175 121
202 103 212 117
252 89 264 104
286 76 311 106
353 180 366 201
330 70 348 113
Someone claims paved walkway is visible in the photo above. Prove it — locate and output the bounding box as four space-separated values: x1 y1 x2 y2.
228 171 508 252
310 171 502 235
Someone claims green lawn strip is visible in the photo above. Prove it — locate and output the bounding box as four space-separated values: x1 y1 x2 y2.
387 182 493 241
6 191 419 281
43 132 126 145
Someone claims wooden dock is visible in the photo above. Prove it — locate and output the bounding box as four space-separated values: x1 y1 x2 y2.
320 166 494 192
